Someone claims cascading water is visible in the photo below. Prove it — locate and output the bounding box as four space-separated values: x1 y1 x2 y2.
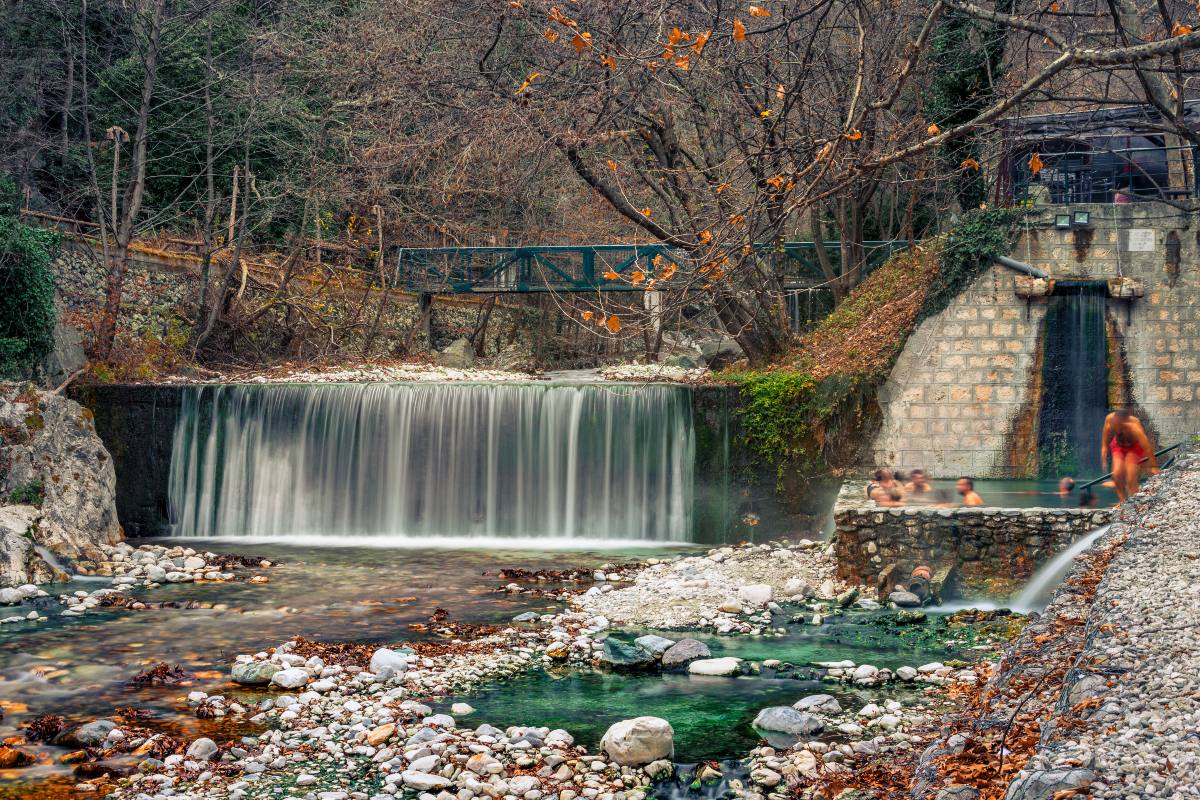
1010 523 1111 612
168 382 695 544
1037 283 1109 478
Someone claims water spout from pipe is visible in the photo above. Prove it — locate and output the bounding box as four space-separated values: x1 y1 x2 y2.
1010 524 1112 612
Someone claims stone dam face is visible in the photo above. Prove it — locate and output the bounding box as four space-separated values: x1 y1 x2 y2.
69 382 802 544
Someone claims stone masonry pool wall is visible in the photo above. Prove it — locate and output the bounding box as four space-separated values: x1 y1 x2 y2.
832 482 1111 594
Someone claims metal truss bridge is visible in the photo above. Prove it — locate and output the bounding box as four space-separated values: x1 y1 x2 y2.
393 241 912 294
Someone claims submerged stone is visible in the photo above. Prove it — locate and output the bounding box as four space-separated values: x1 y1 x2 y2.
888 590 922 607
688 657 741 676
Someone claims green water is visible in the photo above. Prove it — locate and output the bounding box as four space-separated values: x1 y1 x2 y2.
448 621 965 760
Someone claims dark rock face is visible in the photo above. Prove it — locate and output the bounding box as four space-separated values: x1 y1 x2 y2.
69 384 184 537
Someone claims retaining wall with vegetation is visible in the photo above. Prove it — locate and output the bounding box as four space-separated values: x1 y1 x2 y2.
831 481 1111 595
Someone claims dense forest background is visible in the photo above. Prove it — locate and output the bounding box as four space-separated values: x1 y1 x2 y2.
3 0 1200 374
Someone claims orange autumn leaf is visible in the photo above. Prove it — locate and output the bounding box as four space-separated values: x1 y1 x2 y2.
759 109 771 117
660 263 677 279
843 129 863 140
1172 22 1193 35
514 72 541 95
595 315 606 327
1048 0 1059 9
543 28 560 42
547 6 576 27
715 182 730 193
572 32 593 53
1028 151 1045 177
733 18 747 41
692 31 711 54
674 54 691 70
662 45 675 60
960 157 981 170
600 54 617 70
927 122 941 135
668 26 685 44
581 310 594 320
639 207 653 217
749 5 771 16
645 60 660 71
606 159 618 172
602 270 621 280
776 83 786 100
729 213 746 227
606 314 621 333
815 141 833 160
766 174 785 188
631 270 646 285
697 229 712 243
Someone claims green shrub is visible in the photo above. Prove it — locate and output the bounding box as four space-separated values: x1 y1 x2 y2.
8 480 44 507
0 215 59 378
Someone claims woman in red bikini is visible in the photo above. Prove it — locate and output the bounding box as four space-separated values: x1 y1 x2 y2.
1100 410 1158 501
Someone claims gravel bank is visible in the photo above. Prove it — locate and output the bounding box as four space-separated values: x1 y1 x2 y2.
1003 448 1200 800
570 542 845 633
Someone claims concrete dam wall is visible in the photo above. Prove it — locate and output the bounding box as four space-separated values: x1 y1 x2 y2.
872 203 1200 478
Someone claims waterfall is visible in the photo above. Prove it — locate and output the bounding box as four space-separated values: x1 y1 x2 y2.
1010 523 1111 612
167 382 695 544
1037 284 1109 478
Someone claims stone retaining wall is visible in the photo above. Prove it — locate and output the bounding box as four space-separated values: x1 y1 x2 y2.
832 482 1111 594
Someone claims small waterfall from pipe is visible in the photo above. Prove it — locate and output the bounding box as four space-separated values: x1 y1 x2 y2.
1037 284 1109 478
1010 523 1111 612
168 382 695 544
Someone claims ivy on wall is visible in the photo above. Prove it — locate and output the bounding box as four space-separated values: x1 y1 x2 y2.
0 201 60 378
727 208 1019 476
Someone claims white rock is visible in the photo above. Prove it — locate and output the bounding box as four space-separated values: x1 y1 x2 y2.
738 584 773 607
370 648 411 675
270 668 311 689
401 771 452 791
450 703 475 715
599 717 674 765
687 657 741 676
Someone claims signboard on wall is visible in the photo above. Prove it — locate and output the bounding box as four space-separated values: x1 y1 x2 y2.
1127 228 1156 252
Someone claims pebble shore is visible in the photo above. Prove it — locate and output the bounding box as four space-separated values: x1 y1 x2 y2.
1004 450 1200 800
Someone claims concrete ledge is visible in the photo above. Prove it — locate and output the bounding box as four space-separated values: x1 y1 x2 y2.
832 482 1111 594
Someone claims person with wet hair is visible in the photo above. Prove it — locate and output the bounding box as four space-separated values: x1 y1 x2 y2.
956 476 984 507
905 468 933 501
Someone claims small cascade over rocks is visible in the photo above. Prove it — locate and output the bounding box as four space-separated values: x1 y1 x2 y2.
168 382 695 543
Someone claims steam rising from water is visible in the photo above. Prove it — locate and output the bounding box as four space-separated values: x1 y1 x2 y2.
168 382 695 542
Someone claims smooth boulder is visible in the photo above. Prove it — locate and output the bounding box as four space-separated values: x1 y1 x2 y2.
687 657 741 676
269 667 310 689
752 707 825 736
599 639 655 670
792 694 842 714
634 634 676 658
231 661 279 685
660 638 711 669
599 717 674 765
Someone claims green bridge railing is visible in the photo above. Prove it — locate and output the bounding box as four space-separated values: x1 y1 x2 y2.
393 240 913 294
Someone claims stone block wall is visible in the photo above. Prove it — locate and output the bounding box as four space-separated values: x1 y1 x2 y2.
872 202 1200 477
832 483 1111 594
872 264 1045 476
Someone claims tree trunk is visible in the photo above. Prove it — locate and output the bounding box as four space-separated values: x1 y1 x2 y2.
96 0 166 361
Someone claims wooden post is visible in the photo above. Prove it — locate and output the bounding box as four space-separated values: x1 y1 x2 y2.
227 165 239 245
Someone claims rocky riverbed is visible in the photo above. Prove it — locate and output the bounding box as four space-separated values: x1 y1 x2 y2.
0 537 1032 800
